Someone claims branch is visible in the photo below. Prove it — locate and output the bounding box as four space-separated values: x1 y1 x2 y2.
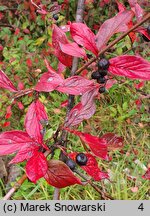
75 169 113 200
76 12 150 74
2 174 27 200
55 0 86 199
0 24 15 29
53 188 60 200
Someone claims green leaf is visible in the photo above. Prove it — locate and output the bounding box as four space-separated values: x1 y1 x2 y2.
34 36 47 46
117 105 123 115
122 102 128 111
109 106 117 117
0 6 8 11
44 129 54 140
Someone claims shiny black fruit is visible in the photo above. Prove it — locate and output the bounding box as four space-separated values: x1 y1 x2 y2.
98 58 110 70
99 86 106 93
97 76 106 84
99 70 108 77
66 159 76 171
53 14 59 20
76 153 88 166
91 71 101 79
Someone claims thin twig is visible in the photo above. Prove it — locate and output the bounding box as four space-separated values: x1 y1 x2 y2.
0 24 15 28
30 0 41 10
2 174 27 200
75 169 113 200
54 0 86 200
53 188 60 200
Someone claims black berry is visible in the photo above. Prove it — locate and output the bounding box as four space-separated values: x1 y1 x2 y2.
99 70 108 77
98 58 110 70
91 71 101 79
97 76 106 84
53 14 59 20
99 86 106 93
66 159 76 171
142 34 150 42
147 25 150 35
76 153 88 166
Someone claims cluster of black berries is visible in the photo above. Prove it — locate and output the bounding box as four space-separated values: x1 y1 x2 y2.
91 58 110 93
65 153 88 171
142 25 150 42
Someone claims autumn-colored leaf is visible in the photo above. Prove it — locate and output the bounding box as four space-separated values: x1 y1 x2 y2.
66 129 108 160
101 133 124 151
59 42 87 59
44 159 82 188
70 22 98 56
9 143 39 164
128 0 144 21
65 87 98 127
0 70 17 92
0 131 33 155
5 105 12 119
35 71 64 92
96 10 134 50
26 152 48 183
69 153 109 181
109 55 150 80
24 100 48 144
52 24 72 67
137 28 150 41
58 76 94 95
142 168 150 180
115 0 126 12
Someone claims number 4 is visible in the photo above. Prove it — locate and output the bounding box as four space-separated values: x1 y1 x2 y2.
138 203 144 211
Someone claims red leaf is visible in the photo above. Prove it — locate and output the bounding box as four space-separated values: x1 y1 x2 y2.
96 10 134 50
65 87 98 127
0 70 17 92
128 0 144 21
69 153 109 181
0 131 33 155
3 122 10 127
5 105 12 119
24 100 48 144
59 42 87 59
115 0 126 12
57 76 94 95
18 81 24 90
70 23 98 56
61 99 68 107
52 24 72 67
137 28 150 41
67 129 108 160
17 101 24 110
142 168 150 180
35 71 64 92
26 58 32 67
58 61 66 74
101 133 124 150
44 159 82 188
26 152 48 183
105 79 117 89
10 143 39 164
109 55 150 80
